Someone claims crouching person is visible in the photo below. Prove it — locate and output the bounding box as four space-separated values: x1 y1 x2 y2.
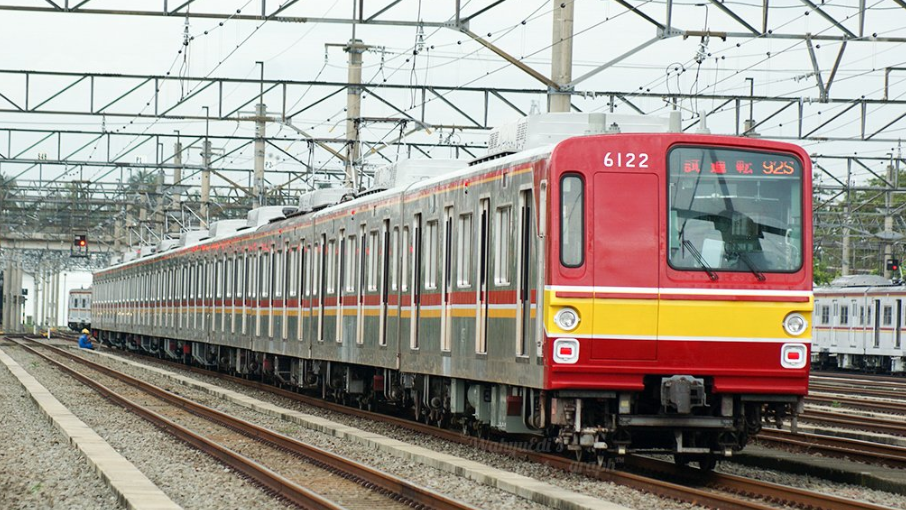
78 329 94 350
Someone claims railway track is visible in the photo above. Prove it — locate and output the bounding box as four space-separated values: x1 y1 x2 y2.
55 339 899 510
10 337 475 510
800 409 906 436
756 428 906 469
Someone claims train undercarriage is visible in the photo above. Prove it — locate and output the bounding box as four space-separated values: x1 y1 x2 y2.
99 330 803 470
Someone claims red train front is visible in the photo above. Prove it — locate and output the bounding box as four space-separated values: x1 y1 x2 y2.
542 133 812 466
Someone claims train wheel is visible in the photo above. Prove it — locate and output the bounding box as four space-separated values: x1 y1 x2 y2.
595 453 616 469
698 456 717 471
673 454 691 467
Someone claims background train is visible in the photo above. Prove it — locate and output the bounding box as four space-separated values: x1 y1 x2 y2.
67 287 92 332
813 275 906 372
91 112 813 468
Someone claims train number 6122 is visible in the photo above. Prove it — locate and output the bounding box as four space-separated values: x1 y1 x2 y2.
603 152 649 168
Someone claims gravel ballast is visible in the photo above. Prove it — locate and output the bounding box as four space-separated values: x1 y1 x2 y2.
4 344 294 510
0 345 121 510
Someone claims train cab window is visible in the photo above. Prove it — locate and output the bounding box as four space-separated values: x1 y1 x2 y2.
884 306 893 326
820 305 830 325
560 174 584 268
840 305 849 326
494 207 511 284
457 214 472 287
667 146 803 273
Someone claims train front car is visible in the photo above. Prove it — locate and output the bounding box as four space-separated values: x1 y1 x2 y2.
544 134 812 467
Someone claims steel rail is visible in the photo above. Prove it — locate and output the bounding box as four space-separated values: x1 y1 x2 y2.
811 383 906 400
76 341 895 510
757 429 906 468
13 338 475 510
801 410 906 436
624 456 895 510
807 395 906 414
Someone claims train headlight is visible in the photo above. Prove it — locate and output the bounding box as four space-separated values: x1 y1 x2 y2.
553 307 580 331
783 313 808 336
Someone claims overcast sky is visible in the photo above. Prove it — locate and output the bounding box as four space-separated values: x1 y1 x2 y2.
2 0 906 190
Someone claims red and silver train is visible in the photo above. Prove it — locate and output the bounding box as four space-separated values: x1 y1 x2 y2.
92 113 813 468
67 287 92 332
813 275 906 372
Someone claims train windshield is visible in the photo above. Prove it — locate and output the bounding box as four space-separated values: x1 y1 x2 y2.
668 146 803 274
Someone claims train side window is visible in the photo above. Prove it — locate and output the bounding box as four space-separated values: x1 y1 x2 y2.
289 247 298 298
884 306 893 326
275 248 284 298
216 259 223 298
820 305 830 325
327 239 336 294
426 220 438 289
401 227 410 292
457 213 472 287
560 174 585 268
840 305 849 326
494 206 511 285
368 230 379 291
345 234 357 294
303 244 311 297
391 227 399 291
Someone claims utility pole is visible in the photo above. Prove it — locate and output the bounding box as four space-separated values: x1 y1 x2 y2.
344 39 368 190
842 159 851 276
884 157 895 279
201 139 212 228
549 0 574 113
171 138 183 236
253 61 268 206
201 107 212 227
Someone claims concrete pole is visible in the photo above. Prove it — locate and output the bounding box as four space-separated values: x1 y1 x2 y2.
884 163 895 279
2 261 9 331
254 104 267 206
548 0 575 113
50 271 59 327
345 39 367 190
171 141 183 236
13 263 23 332
201 139 212 227
114 218 124 251
39 268 47 328
842 161 852 276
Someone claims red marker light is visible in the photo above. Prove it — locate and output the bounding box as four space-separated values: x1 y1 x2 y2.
558 346 573 357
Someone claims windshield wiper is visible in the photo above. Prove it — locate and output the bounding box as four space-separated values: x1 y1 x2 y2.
736 252 766 281
683 240 718 281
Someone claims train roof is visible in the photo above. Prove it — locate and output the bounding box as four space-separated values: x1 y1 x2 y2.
814 274 906 295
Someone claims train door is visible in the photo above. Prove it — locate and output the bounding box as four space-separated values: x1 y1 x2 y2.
334 230 351 342
829 300 837 347
380 220 391 346
516 189 533 358
873 299 881 349
850 299 858 348
596 172 658 360
897 299 903 350
411 214 422 350
298 241 307 342
476 199 490 354
357 224 366 345
441 207 453 352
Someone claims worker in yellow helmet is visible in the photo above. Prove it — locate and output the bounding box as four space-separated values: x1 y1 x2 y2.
78 329 94 350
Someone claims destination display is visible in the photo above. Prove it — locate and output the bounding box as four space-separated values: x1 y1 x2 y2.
670 146 801 178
